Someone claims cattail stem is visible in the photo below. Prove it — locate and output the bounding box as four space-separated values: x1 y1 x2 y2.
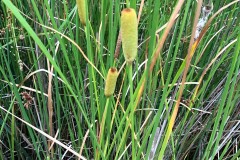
126 0 130 8
98 98 110 158
127 63 136 159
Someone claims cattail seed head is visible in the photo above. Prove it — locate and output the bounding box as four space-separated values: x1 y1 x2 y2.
104 68 119 97
76 0 86 26
121 8 138 64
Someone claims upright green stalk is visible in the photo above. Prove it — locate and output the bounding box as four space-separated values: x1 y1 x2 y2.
127 63 136 159
126 0 130 8
98 98 110 159
11 104 15 160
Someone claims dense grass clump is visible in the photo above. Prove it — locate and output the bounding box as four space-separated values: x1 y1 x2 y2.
0 0 239 159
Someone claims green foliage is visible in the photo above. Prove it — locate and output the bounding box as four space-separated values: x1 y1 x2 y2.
0 0 239 159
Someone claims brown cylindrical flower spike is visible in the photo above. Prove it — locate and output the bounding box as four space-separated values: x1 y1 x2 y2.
104 68 119 97
121 8 138 64
76 0 86 26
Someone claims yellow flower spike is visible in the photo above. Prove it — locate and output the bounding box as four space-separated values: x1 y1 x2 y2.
104 68 119 97
121 8 138 64
76 0 86 26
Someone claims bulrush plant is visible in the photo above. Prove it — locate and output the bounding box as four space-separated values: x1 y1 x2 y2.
76 0 86 26
120 7 138 159
97 67 119 159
